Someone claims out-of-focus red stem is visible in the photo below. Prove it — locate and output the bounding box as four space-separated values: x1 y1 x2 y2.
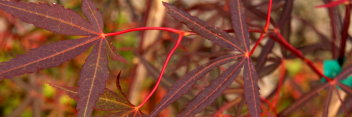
249 0 273 56
214 98 241 116
136 34 185 109
272 29 331 81
272 59 285 106
315 0 349 8
261 96 278 116
338 4 351 62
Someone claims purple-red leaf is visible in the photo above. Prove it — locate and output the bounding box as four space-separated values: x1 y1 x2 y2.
0 37 98 79
82 0 103 33
163 2 243 52
0 0 99 36
49 83 139 115
229 0 261 116
243 58 261 117
230 0 250 51
150 55 241 117
178 60 244 117
77 39 109 117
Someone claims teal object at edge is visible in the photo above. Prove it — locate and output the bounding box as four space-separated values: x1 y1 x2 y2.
321 60 352 87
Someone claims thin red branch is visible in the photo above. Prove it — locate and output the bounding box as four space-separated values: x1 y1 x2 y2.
338 4 351 63
272 59 285 106
315 0 349 8
272 29 331 81
249 0 273 56
136 34 185 109
105 27 193 37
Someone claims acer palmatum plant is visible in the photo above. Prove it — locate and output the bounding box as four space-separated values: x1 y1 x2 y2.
0 0 352 117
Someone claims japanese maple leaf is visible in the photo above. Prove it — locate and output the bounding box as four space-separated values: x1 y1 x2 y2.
150 1 261 117
0 0 118 117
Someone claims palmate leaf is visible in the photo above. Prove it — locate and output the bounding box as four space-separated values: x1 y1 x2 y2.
158 1 261 116
0 0 114 117
279 65 352 116
150 54 241 116
230 0 261 116
178 60 244 117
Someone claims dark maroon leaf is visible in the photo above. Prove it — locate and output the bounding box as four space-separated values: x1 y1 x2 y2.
255 39 275 71
229 0 261 116
0 0 99 36
162 2 244 52
323 86 334 117
336 65 352 81
150 55 241 117
0 37 98 79
82 0 103 33
178 60 244 117
229 0 250 51
243 59 261 117
77 39 109 117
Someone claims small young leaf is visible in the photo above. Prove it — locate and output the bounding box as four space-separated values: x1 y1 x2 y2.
178 60 244 117
77 39 109 117
0 0 98 35
0 37 98 79
163 2 243 52
150 55 241 117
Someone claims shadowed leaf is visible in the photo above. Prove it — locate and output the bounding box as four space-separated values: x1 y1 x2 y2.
163 2 243 52
178 60 244 117
323 86 334 117
77 39 109 117
0 37 98 79
0 0 99 35
150 55 241 117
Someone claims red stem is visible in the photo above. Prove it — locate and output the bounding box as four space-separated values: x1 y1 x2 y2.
214 98 241 116
260 96 278 116
272 60 285 106
105 27 191 37
249 0 273 56
136 34 185 109
338 4 351 63
272 29 331 81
